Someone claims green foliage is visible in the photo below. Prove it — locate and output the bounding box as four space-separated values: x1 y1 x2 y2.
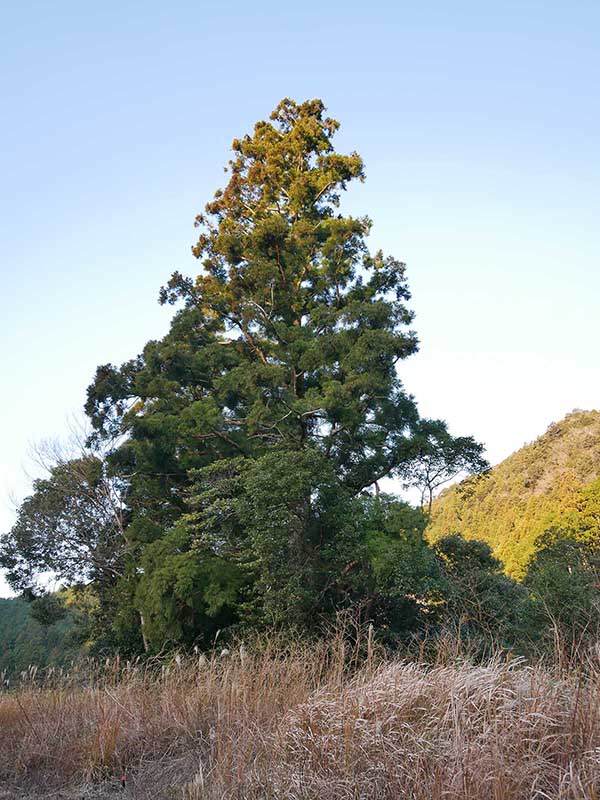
29 593 67 627
135 524 243 649
0 453 127 593
0 597 80 679
558 477 600 548
434 534 527 648
362 496 445 634
428 410 600 576
186 449 370 633
6 99 597 663
522 526 600 654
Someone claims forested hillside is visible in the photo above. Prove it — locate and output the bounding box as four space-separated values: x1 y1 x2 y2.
0 597 78 678
428 409 600 575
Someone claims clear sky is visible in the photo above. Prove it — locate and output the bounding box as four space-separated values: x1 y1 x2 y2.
1 1 599 596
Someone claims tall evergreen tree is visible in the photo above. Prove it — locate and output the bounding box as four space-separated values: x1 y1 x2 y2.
11 99 486 649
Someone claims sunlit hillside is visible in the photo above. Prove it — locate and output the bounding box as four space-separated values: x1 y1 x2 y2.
428 409 600 576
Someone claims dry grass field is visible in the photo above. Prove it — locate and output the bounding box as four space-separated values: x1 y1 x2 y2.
2 633 600 799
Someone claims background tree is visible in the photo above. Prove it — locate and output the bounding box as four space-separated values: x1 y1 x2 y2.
523 527 600 658
408 420 488 514
362 495 445 637
0 439 145 653
434 534 527 650
0 444 127 594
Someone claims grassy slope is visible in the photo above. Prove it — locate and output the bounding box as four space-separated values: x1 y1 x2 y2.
427 409 600 576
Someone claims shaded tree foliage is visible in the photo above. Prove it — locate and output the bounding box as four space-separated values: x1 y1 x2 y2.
522 524 600 657
434 534 527 648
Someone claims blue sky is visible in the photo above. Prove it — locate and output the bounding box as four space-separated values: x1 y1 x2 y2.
1 1 599 596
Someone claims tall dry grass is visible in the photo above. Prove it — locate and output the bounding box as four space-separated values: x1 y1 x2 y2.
2 631 600 799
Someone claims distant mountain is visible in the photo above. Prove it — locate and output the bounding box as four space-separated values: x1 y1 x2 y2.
0 596 79 680
427 410 600 576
